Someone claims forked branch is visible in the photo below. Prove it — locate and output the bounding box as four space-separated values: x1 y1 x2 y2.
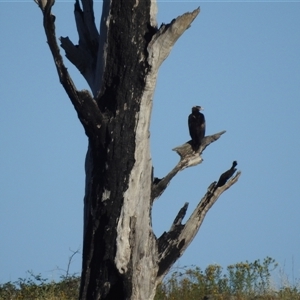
60 0 100 92
35 0 104 139
151 131 226 201
157 170 241 280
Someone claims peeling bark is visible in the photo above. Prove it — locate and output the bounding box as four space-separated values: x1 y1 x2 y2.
35 1 241 299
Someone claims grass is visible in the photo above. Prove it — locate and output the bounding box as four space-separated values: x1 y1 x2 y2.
155 257 300 300
1 257 300 299
0 272 79 300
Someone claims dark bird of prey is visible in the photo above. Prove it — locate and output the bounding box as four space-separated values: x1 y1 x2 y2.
216 161 238 188
188 106 206 151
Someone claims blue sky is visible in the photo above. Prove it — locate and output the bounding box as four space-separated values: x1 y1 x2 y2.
1 0 300 286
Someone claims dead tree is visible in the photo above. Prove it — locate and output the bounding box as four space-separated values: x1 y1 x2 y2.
34 0 241 299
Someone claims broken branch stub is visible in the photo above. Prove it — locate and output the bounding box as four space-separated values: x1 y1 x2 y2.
148 7 200 70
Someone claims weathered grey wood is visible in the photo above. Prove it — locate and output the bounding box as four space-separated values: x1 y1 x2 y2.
152 131 226 201
35 1 241 299
157 171 241 281
172 130 226 158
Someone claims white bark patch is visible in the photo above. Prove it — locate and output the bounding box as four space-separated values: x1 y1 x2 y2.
115 6 200 299
129 78 158 299
115 91 154 275
102 189 111 201
115 196 132 273
150 0 158 28
115 43 159 300
105 14 111 28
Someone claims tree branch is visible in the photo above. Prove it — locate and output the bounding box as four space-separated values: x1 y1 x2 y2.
173 130 226 158
148 7 200 69
151 131 226 202
35 0 105 139
59 36 90 75
170 202 189 230
157 170 241 280
60 0 99 93
80 0 99 42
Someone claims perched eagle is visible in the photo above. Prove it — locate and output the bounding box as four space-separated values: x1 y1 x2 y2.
188 106 206 151
216 161 238 188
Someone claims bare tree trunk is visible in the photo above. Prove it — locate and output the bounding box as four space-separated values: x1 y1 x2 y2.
35 1 241 299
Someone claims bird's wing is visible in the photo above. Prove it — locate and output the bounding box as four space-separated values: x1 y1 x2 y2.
188 115 196 138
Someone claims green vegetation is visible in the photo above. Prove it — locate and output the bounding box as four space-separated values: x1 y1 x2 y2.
154 257 300 300
0 272 79 300
1 257 299 300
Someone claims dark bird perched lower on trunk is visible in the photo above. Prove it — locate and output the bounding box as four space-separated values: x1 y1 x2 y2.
188 105 206 151
216 161 238 188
